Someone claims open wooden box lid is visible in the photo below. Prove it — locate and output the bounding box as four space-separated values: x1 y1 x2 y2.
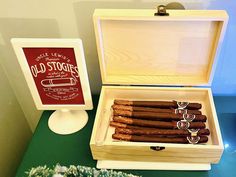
93 9 228 86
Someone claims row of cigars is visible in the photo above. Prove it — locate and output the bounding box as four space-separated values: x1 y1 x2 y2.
110 100 210 144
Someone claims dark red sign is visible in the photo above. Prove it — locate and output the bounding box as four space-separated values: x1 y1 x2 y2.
23 48 85 105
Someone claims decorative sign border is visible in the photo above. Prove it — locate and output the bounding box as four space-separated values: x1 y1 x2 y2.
11 38 93 110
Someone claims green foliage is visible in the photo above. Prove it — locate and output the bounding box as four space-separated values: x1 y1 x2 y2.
26 165 53 177
26 164 141 177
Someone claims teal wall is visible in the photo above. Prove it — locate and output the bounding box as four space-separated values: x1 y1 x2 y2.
209 1 236 95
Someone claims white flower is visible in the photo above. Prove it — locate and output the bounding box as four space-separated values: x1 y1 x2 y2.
61 166 68 172
52 174 63 177
54 164 68 173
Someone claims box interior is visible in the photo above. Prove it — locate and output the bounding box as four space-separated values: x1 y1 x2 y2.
94 86 221 148
96 18 224 86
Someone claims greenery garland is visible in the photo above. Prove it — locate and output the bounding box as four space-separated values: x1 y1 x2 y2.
26 164 141 177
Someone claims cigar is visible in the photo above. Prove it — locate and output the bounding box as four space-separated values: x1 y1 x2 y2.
112 133 208 144
115 127 210 136
113 110 206 122
110 121 156 130
111 122 210 138
112 104 202 115
114 100 202 110
113 116 206 129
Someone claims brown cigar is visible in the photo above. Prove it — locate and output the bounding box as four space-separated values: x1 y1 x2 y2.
114 100 202 110
110 122 185 138
112 133 208 144
110 121 156 130
113 116 206 129
112 104 202 115
113 110 206 122
115 127 210 136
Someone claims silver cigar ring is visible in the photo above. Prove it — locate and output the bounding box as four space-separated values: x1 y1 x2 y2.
175 109 188 114
177 120 190 130
187 136 200 144
177 101 189 109
187 129 200 137
183 114 196 122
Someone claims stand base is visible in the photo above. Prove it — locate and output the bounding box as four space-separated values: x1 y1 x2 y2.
48 109 88 135
97 160 211 171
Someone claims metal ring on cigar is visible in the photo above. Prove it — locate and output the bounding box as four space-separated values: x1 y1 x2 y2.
177 120 190 130
175 109 188 114
177 101 189 109
187 129 200 137
183 114 196 122
187 136 200 144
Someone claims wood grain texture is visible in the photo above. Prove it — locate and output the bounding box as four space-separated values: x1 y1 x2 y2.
90 144 222 163
91 8 226 165
94 9 228 86
90 86 224 164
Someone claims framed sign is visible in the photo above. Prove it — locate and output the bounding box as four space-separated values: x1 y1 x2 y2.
11 38 93 134
11 38 92 110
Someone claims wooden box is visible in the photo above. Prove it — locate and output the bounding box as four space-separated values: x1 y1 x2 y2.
90 9 228 170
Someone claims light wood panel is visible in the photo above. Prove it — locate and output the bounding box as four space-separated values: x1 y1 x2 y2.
91 9 227 168
91 144 222 163
90 86 223 164
94 9 228 86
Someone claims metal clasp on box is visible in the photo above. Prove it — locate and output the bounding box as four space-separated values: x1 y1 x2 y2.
150 146 165 151
154 2 185 16
154 5 169 16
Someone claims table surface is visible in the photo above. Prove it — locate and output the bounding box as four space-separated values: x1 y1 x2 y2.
15 96 236 177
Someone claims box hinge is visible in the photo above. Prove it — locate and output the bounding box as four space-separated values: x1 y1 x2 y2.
154 2 185 16
154 5 169 16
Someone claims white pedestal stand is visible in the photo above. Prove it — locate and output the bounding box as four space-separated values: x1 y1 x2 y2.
48 109 88 135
